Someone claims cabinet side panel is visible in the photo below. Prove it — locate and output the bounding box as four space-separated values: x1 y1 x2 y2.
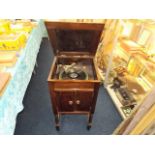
90 83 100 114
48 82 59 115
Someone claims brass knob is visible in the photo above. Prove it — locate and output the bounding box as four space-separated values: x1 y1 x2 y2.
68 100 73 105
76 100 80 105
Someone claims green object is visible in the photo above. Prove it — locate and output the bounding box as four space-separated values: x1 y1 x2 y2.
121 105 135 117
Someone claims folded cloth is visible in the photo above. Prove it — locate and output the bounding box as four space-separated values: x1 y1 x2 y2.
0 72 11 96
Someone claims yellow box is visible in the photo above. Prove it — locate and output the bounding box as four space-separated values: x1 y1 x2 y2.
0 20 11 34
0 33 27 51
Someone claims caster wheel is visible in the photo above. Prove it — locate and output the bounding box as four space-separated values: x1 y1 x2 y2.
56 126 60 131
87 125 91 130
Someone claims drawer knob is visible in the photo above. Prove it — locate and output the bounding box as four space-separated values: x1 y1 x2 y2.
68 100 73 105
76 100 80 105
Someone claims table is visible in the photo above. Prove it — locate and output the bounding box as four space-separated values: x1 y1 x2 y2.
0 20 47 134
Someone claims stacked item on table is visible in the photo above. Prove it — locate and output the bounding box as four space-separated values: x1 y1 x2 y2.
0 72 11 97
0 20 10 34
0 52 17 67
0 33 27 51
0 19 37 67
0 19 36 35
0 19 36 51
0 19 37 97
10 19 37 33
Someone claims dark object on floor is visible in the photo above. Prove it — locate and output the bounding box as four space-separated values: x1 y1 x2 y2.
14 38 122 135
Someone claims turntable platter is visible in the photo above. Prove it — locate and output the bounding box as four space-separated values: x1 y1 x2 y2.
59 70 88 80
69 72 79 79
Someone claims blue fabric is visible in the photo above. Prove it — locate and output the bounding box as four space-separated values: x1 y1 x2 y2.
0 20 46 134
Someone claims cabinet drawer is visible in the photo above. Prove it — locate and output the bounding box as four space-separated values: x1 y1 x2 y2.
53 82 94 90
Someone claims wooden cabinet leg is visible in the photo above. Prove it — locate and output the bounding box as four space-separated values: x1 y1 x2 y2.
56 126 60 131
55 114 60 131
87 125 91 130
87 114 93 130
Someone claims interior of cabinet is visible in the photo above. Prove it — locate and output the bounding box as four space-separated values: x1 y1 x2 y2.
50 57 98 80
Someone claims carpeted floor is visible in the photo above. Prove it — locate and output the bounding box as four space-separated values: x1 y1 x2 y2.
14 38 122 135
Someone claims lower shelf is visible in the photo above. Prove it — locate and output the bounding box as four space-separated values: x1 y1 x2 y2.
106 85 134 120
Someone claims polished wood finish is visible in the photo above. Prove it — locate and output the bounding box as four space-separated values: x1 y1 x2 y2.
45 21 104 56
46 21 104 130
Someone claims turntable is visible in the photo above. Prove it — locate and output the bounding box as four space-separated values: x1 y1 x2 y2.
45 21 104 130
58 63 88 80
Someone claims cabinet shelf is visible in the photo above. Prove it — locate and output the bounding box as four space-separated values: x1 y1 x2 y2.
106 85 130 119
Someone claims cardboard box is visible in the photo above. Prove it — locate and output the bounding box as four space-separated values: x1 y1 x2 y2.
0 72 11 96
0 20 11 34
10 21 36 33
0 33 27 51
0 52 17 67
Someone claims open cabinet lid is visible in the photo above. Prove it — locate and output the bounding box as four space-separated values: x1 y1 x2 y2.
45 21 104 56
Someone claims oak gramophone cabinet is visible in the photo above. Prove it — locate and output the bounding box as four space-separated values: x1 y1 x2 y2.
45 21 104 130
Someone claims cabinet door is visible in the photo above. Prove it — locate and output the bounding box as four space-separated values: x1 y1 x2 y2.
58 92 74 112
74 91 93 111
